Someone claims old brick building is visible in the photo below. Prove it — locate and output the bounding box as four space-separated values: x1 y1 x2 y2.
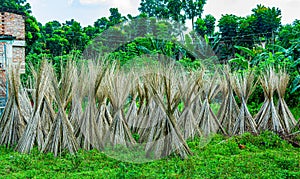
0 9 26 109
0 8 26 73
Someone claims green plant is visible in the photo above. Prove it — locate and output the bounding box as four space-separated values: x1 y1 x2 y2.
1 133 300 178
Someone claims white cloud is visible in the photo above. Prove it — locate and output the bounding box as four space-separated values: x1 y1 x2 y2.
79 0 140 16
79 0 107 5
79 0 140 15
110 0 140 15
67 0 74 5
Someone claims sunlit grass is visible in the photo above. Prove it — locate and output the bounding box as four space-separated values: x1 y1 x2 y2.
0 132 299 178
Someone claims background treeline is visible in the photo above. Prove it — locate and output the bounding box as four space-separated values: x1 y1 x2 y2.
1 0 300 112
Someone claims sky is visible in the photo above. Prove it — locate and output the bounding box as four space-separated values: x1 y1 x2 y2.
27 0 300 27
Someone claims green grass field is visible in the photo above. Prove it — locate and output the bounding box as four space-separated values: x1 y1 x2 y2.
0 131 299 178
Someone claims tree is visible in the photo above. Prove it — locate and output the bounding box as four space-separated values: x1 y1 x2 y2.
182 0 206 29
62 19 88 53
217 14 240 61
251 4 281 38
138 0 187 23
0 0 31 13
45 34 69 56
138 0 169 19
194 14 215 37
237 16 256 47
43 21 61 36
194 18 206 36
218 14 240 40
94 17 110 31
108 8 126 26
278 20 300 49
166 0 186 23
25 15 41 54
203 14 215 36
83 25 98 40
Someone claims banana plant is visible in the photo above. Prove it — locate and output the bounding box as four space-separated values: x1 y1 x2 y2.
228 45 256 70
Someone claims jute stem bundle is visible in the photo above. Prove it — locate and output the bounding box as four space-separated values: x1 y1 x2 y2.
144 66 192 159
0 66 29 147
197 73 226 136
256 69 284 133
16 61 53 153
276 70 297 133
232 71 257 135
217 67 239 135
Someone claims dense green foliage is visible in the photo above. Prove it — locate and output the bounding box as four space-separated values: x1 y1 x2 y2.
217 5 282 60
138 0 206 26
0 132 299 178
0 0 31 13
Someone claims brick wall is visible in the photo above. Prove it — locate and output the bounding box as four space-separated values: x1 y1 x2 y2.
0 10 26 74
0 9 25 98
0 11 25 40
0 42 3 54
13 46 25 70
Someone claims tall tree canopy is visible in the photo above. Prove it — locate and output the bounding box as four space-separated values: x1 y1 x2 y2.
139 0 206 27
182 0 206 28
108 8 127 26
195 14 216 37
138 0 169 19
218 14 240 41
0 0 31 13
251 4 281 38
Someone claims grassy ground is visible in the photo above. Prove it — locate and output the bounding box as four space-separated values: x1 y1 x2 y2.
291 107 300 120
0 132 299 178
